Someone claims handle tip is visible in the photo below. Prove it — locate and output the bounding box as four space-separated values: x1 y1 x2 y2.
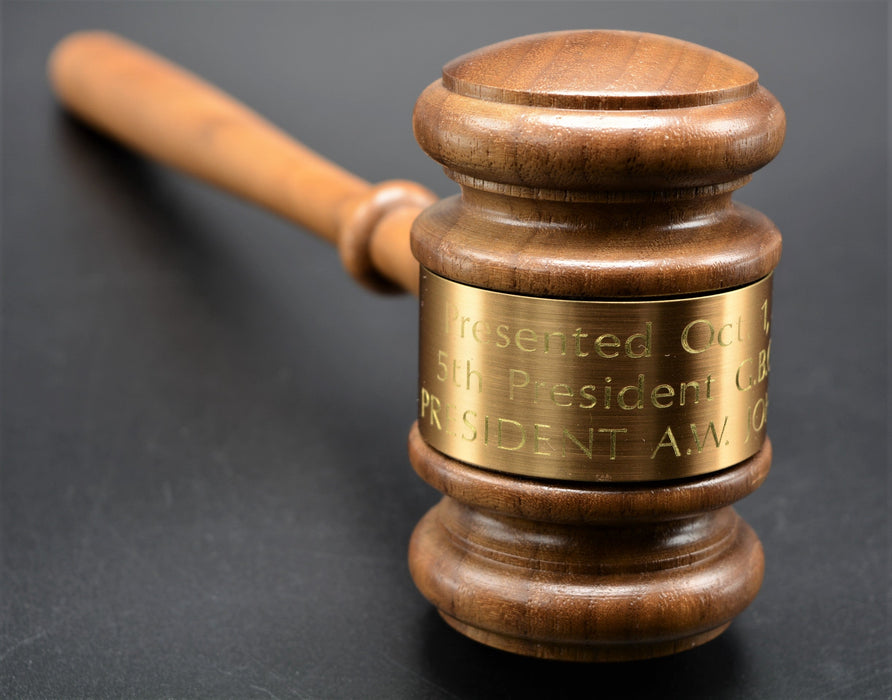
49 31 126 99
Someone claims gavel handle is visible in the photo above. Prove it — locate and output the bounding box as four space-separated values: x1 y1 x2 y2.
49 31 434 294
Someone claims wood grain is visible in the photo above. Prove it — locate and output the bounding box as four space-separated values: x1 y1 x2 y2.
411 30 785 297
408 30 785 660
409 427 771 661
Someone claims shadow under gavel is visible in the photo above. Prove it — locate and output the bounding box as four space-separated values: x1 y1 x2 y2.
50 30 785 662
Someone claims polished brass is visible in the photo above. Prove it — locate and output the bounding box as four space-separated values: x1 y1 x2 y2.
418 269 773 481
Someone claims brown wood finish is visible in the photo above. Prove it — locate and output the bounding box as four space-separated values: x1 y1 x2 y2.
408 30 784 660
409 428 773 661
49 29 785 661
411 30 785 297
49 32 434 294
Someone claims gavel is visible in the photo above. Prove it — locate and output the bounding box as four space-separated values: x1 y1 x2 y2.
50 29 785 662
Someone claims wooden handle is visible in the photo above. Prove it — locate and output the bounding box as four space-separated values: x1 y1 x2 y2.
49 31 434 294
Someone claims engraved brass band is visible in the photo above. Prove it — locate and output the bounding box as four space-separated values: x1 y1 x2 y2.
418 269 772 482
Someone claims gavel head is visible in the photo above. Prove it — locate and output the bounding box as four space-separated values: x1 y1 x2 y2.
405 30 785 661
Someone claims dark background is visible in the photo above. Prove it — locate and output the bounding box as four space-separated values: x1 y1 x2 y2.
2 2 887 698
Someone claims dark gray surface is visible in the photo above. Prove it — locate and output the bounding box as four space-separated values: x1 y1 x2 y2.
1 2 888 698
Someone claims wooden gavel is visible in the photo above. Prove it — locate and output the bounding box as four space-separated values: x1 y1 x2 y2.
50 29 785 661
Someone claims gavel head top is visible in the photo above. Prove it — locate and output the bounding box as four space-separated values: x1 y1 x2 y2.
411 29 785 297
406 30 785 661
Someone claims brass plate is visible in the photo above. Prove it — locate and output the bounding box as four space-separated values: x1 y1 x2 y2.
418 270 772 482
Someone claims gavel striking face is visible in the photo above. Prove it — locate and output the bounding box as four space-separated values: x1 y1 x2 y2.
50 29 784 661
